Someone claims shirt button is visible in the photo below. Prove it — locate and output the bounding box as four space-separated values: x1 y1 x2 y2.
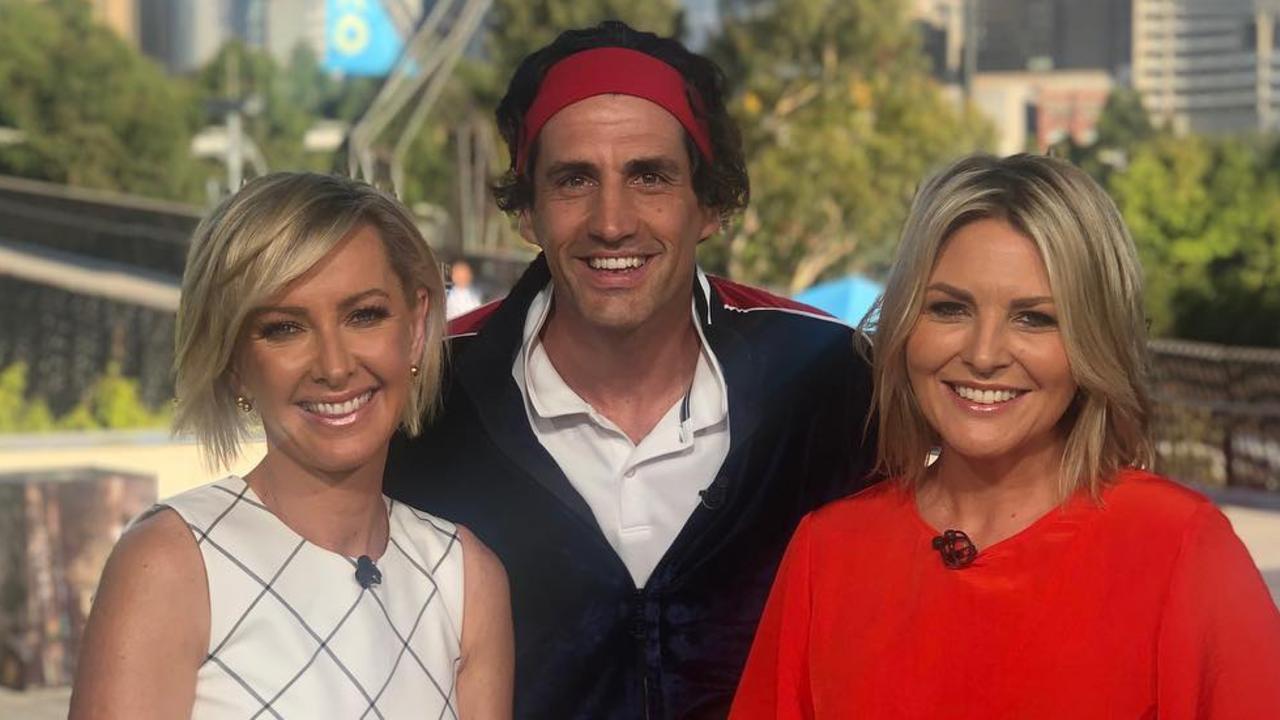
624 469 636 479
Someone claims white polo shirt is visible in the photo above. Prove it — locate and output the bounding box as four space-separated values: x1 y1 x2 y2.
512 285 731 588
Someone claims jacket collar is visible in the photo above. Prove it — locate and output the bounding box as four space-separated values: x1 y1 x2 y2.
694 269 765 447
452 256 598 526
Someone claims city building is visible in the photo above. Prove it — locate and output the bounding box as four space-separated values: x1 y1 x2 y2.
911 1 1120 155
913 0 967 81
263 0 326 64
975 0 1057 71
1056 0 1133 74
915 0 1131 76
90 0 139 47
135 1 419 73
1133 0 1280 134
138 0 231 73
137 0 179 71
972 70 1114 155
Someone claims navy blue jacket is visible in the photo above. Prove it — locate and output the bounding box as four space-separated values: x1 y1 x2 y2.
385 256 876 719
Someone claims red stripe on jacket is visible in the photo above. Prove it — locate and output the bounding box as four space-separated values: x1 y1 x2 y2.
446 275 834 339
707 276 833 316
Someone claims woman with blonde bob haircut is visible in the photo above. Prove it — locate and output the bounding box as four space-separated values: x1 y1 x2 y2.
72 173 513 720
732 155 1280 719
873 153 1153 498
172 171 449 469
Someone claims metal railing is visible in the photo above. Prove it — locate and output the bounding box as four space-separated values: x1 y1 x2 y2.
1151 339 1280 490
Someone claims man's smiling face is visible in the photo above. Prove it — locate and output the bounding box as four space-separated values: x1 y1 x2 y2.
521 94 719 335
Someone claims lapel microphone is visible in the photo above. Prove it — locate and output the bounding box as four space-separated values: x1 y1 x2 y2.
355 555 382 589
698 476 727 510
932 529 978 569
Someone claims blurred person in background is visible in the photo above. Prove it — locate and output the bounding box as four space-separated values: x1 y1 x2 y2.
730 154 1280 719
70 173 512 719
447 259 485 319
385 20 877 719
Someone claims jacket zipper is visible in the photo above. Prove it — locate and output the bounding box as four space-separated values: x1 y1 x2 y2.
643 674 651 720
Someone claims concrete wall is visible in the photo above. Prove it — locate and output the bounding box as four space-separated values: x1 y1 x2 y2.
0 431 265 500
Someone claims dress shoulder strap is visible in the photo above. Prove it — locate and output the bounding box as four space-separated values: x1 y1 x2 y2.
156 476 256 534
387 501 466 639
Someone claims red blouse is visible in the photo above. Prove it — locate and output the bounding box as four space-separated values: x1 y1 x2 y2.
730 470 1280 719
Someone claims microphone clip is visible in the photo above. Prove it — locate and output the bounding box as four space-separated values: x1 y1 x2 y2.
931 529 977 569
355 554 382 589
698 477 727 510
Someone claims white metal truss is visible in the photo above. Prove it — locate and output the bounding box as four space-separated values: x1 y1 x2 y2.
346 0 493 194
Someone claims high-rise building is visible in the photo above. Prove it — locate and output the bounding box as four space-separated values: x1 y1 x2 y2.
263 0 327 64
912 0 1123 155
976 0 1132 74
138 0 180 71
914 0 967 81
1057 0 1133 74
976 0 1056 71
1133 0 1280 133
137 1 418 73
230 0 264 49
913 1 1132 79
138 0 233 73
91 0 139 47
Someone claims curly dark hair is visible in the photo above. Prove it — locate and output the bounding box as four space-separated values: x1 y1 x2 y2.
492 21 749 222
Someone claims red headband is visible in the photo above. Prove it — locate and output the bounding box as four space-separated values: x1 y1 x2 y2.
515 47 714 174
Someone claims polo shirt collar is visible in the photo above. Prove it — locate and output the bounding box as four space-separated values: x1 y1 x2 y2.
517 275 729 432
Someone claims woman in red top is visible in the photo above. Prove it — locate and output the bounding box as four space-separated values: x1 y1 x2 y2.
730 154 1280 719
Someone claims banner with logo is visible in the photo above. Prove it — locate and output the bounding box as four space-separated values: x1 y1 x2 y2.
324 0 404 76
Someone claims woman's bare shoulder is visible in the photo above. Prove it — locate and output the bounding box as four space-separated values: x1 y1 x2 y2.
455 524 509 599
452 524 513 719
111 507 206 585
69 507 208 719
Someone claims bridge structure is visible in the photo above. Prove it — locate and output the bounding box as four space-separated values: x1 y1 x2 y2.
0 175 197 413
0 170 533 418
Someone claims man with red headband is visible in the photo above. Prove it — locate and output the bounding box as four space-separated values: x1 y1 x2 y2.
386 21 876 719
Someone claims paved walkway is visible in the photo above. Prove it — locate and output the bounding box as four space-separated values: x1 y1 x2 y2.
0 685 71 719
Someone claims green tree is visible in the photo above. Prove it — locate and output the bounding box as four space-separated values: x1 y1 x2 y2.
1094 88 1156 152
194 40 395 187
0 363 54 433
709 0 991 292
196 42 317 174
1055 87 1159 181
0 361 170 433
1109 134 1280 346
327 76 382 123
0 0 203 200
281 44 334 119
470 0 683 106
56 362 170 430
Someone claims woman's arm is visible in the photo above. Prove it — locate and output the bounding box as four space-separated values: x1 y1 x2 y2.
729 514 817 720
69 508 209 720
454 525 514 720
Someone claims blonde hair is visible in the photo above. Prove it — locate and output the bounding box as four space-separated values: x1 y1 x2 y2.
173 172 447 469
865 154 1153 497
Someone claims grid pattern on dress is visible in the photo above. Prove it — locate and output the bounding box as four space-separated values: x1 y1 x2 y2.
161 477 463 719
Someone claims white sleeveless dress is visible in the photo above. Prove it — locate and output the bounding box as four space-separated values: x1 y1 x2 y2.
158 476 463 719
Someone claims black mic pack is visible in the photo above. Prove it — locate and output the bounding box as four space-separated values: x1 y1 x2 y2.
355 554 382 589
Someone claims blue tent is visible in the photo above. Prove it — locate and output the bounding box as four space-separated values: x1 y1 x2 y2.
792 275 884 325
